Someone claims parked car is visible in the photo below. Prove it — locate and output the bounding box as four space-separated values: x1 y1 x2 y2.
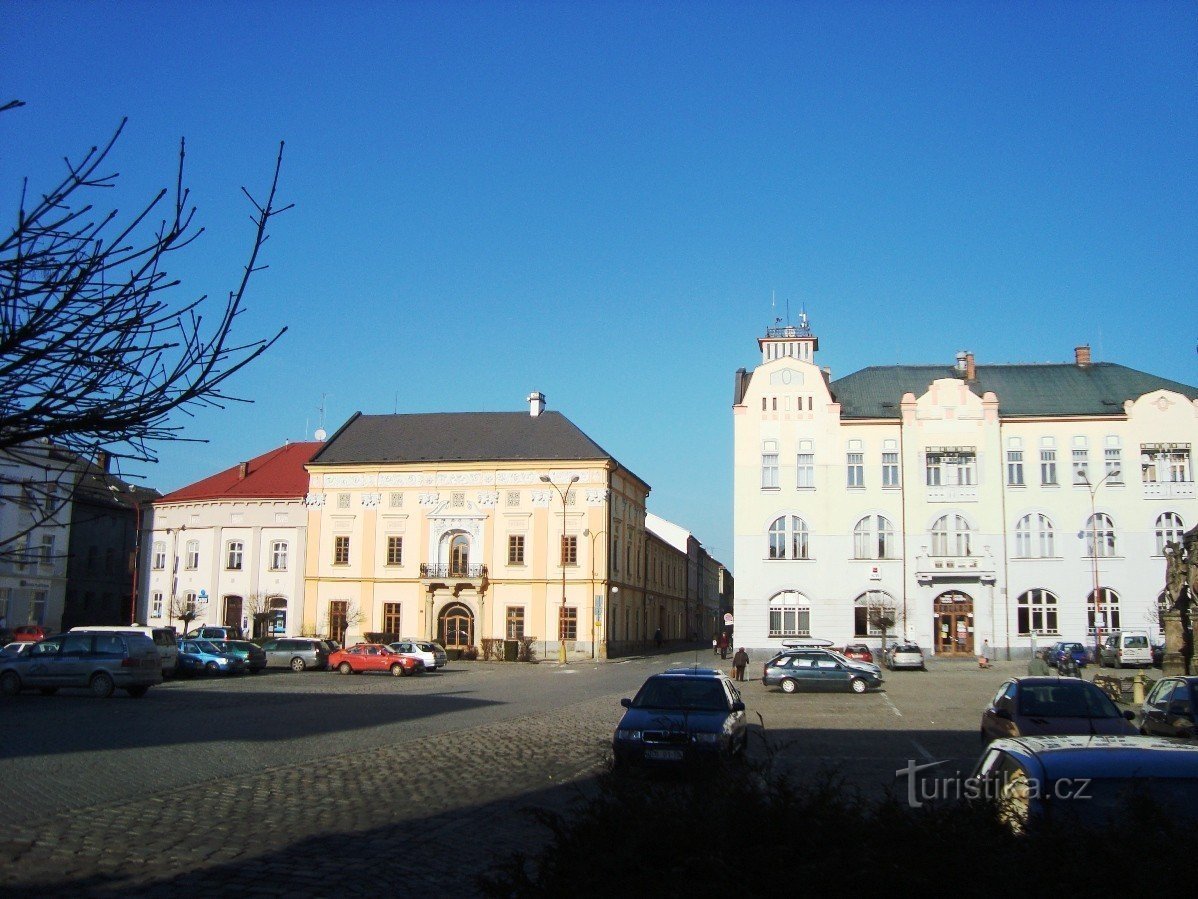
260 637 330 671
762 649 883 694
71 625 178 677
0 630 162 698
1046 641 1088 669
841 644 874 663
972 735 1198 830
210 640 267 673
612 669 747 768
1139 676 1197 740
884 642 926 671
1 642 35 658
1098 630 1153 668
390 639 448 671
980 677 1137 743
11 625 51 642
186 626 242 642
177 639 247 676
328 643 422 676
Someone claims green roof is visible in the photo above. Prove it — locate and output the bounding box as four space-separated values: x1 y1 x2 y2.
830 363 1198 419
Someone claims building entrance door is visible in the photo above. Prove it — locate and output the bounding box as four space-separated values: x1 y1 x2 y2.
934 591 974 656
224 596 243 634
438 602 474 651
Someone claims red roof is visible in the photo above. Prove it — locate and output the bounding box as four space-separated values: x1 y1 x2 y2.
156 442 322 503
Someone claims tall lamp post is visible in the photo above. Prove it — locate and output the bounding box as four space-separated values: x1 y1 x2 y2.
583 527 606 660
1078 467 1120 664
541 475 579 663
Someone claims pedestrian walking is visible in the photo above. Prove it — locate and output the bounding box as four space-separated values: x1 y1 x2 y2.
732 646 749 681
717 632 729 660
653 627 663 649
1027 650 1051 676
978 639 992 669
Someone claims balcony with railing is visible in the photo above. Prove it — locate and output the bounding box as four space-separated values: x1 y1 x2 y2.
914 550 996 585
420 563 488 580
1142 480 1195 500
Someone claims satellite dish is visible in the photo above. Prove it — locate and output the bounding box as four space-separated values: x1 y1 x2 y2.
314 428 327 441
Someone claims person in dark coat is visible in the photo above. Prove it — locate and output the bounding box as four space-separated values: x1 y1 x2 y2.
717 632 729 660
732 646 749 681
653 627 663 648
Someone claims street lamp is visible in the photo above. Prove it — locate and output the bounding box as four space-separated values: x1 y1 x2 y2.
1078 467 1120 664
583 527 606 659
541 474 579 663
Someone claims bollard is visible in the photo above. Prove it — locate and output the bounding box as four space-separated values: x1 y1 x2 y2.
1132 673 1146 705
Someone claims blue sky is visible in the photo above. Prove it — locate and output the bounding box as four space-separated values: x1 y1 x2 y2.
3 1 1195 563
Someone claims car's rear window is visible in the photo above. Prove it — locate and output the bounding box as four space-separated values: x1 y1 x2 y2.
634 677 728 711
1124 636 1149 648
1018 683 1120 718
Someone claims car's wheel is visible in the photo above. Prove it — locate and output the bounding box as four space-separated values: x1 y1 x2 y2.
90 673 115 698
339 662 353 675
205 661 219 673
290 657 306 672
0 671 20 696
39 687 58 696
850 678 868 694
780 677 798 694
127 686 149 698
390 663 403 677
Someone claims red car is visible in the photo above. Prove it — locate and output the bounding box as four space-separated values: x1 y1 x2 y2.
328 643 422 676
11 625 51 642
842 644 874 663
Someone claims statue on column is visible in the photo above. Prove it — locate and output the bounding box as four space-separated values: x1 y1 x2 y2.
1162 526 1196 675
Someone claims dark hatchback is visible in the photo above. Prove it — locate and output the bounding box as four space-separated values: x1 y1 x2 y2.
613 670 747 769
1140 676 1197 740
981 677 1137 743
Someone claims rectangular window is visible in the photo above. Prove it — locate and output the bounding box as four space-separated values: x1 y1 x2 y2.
846 453 864 488
29 591 47 625
882 452 900 487
560 535 578 566
226 542 243 570
328 600 348 644
1105 448 1122 483
1006 450 1024 486
333 535 350 565
382 602 401 636
1072 448 1089 485
151 592 163 618
507 534 525 565
1040 450 1058 485
40 534 55 565
152 542 166 570
506 606 525 639
386 536 403 566
271 541 288 571
185 540 200 570
796 453 814 489
761 453 779 489
558 607 578 641
1141 445 1192 483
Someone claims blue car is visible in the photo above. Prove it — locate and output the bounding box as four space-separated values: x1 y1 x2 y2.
612 670 747 769
176 639 247 676
1047 642 1089 669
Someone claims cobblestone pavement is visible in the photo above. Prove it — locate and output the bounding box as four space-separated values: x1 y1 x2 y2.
0 652 1022 896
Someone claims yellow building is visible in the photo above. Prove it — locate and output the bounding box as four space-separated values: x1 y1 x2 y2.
302 394 662 659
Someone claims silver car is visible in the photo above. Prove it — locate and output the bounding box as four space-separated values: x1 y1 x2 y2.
885 642 926 671
0 630 162 698
260 637 330 671
396 638 448 670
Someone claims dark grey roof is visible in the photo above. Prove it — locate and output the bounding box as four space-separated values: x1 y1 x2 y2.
309 411 616 465
830 363 1198 419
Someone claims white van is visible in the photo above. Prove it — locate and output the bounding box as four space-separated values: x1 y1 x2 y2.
71 625 179 675
1099 630 1152 668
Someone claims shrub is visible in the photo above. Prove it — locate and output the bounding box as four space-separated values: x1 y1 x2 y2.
518 637 538 663
462 645 479 661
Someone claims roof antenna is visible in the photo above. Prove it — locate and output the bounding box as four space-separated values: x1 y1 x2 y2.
314 394 328 441
771 290 781 326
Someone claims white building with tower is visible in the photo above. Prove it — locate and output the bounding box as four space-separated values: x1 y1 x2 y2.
733 314 1198 659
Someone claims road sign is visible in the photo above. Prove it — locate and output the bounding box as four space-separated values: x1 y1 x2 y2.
723 613 734 626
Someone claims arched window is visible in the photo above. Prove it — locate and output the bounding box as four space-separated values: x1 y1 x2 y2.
1084 514 1116 558
853 515 896 560
768 591 810 637
767 516 809 560
1014 513 1055 559
931 514 972 557
1087 588 1120 634
1016 589 1058 635
853 591 897 637
1155 512 1185 556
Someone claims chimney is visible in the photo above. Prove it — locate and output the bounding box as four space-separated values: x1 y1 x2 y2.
965 352 976 381
1075 345 1091 367
238 461 249 480
955 351 968 375
527 391 546 417
95 450 111 473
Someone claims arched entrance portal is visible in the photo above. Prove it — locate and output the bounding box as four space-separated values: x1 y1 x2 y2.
438 602 475 651
934 591 974 656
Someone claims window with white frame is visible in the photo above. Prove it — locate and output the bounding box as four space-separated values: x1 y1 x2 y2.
1155 512 1185 556
151 592 163 618
40 534 55 565
185 540 199 570
846 452 864 488
1014 513 1055 559
1016 589 1059 635
768 516 810 560
930 514 972 557
1072 443 1089 485
152 541 166 570
926 448 976 487
761 441 779 489
882 452 900 488
768 592 810 637
1141 444 1192 483
1006 449 1024 486
1104 441 1122 483
1040 444 1058 485
853 592 897 637
796 453 815 489
853 515 895 559
1087 588 1120 634
1083 513 1116 558
226 541 244 570
271 541 288 570
29 591 46 625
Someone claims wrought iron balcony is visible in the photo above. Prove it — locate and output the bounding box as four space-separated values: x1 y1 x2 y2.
420 563 488 580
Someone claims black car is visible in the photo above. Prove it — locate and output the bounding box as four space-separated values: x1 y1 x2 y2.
612 670 748 769
1140 676 1197 740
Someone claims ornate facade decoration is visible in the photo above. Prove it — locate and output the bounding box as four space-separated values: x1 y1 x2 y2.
303 493 325 507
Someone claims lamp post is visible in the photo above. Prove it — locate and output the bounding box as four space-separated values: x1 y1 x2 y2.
541 474 579 663
583 527 606 659
1078 467 1120 664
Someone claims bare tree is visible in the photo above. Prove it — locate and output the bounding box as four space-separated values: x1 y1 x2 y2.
243 591 279 639
169 593 201 636
865 595 904 655
0 100 290 554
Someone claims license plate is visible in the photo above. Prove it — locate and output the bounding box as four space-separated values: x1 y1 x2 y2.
645 749 684 761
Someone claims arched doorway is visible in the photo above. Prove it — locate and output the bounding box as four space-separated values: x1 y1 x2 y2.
934 591 974 656
438 602 474 651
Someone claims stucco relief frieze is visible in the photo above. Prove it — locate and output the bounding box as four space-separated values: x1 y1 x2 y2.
495 469 601 486
323 474 377 488
379 473 435 488
531 490 551 507
361 493 381 508
586 488 610 506
303 493 326 507
418 492 441 506
477 492 499 506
